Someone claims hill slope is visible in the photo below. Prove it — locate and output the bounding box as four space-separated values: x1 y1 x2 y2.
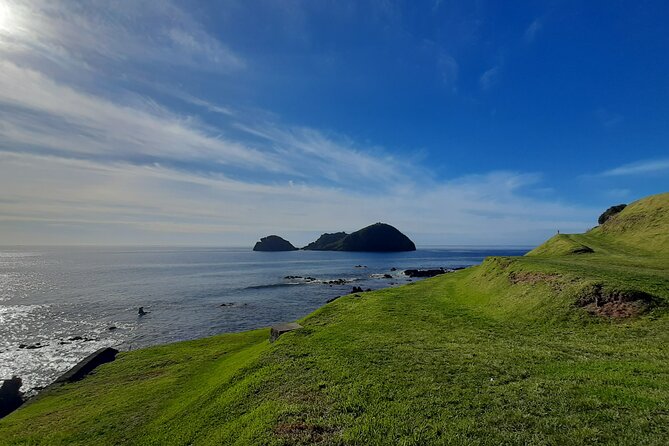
528 192 669 257
1 194 668 445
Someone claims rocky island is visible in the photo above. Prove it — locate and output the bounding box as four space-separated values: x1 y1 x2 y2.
252 235 298 252
303 222 416 252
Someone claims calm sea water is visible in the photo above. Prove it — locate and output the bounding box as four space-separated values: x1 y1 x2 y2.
0 246 528 393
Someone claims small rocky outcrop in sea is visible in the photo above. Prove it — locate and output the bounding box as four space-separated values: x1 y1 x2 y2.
303 223 416 252
404 268 448 278
253 235 298 252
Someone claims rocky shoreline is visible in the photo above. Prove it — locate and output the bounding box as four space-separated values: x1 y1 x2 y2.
1 262 468 420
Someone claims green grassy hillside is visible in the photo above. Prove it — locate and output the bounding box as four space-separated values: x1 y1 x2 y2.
1 193 668 445
528 192 669 257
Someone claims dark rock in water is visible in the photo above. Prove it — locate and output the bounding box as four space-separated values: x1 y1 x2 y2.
269 323 302 342
0 376 24 419
303 223 415 252
354 264 367 268
351 286 364 293
404 268 448 278
326 278 347 285
53 347 119 384
138 307 148 316
220 302 235 307
108 326 117 331
383 274 393 279
19 343 45 350
68 336 84 341
253 235 298 252
390 267 397 271
598 204 627 225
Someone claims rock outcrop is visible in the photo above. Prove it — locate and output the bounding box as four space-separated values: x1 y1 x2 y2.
0 377 24 419
52 347 119 384
598 204 627 225
253 235 298 252
269 323 302 342
303 223 415 252
404 268 451 278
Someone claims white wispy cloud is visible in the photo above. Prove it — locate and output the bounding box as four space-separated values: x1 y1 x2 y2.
0 61 274 170
480 66 500 90
0 1 596 246
599 158 669 176
1 0 244 76
525 19 542 43
595 107 624 128
437 52 459 88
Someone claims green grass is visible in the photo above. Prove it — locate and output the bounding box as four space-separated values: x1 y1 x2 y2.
1 193 668 445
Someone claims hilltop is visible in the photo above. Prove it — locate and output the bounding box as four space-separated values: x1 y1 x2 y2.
1 193 667 445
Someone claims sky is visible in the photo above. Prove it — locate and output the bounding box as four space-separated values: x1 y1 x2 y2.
0 0 668 247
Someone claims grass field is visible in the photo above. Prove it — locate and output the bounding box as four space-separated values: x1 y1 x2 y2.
1 193 668 445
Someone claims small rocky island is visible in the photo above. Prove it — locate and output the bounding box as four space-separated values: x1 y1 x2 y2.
303 223 415 252
252 235 298 252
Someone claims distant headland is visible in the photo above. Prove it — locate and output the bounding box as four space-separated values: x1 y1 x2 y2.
253 222 416 252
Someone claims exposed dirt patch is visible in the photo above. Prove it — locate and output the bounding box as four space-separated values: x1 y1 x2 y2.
274 422 336 444
509 271 561 285
576 284 659 318
570 245 594 254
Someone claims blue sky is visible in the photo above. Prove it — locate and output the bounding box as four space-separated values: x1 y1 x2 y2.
0 0 667 246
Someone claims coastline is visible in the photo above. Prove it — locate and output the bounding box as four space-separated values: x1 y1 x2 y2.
2 247 526 399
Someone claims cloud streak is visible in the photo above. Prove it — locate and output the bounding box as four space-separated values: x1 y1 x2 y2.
1 0 244 76
480 66 500 90
525 19 542 43
599 158 669 176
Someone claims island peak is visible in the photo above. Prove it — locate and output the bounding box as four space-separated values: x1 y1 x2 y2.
253 235 298 252
303 222 415 252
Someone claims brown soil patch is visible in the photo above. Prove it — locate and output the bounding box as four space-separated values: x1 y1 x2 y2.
274 422 335 444
577 284 658 318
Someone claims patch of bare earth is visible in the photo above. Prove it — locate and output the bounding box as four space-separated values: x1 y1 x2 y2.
274 422 336 444
577 284 659 318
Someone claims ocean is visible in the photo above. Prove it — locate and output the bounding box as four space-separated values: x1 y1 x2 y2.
0 246 528 393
